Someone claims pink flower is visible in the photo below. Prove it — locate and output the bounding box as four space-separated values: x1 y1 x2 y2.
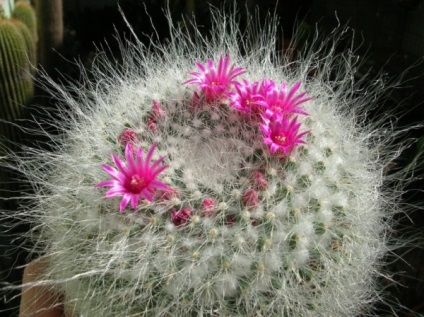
118 129 138 145
183 55 245 102
258 79 276 96
96 143 168 212
229 80 266 115
242 188 260 209
171 208 193 226
260 115 309 155
263 81 311 118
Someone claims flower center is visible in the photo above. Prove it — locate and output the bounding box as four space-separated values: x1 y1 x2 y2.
129 175 145 193
274 134 286 145
271 105 281 113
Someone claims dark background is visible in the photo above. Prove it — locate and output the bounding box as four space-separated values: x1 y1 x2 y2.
1 0 423 316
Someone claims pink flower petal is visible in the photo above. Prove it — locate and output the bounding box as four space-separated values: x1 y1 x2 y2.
101 164 125 183
120 194 131 212
105 187 127 198
130 195 139 209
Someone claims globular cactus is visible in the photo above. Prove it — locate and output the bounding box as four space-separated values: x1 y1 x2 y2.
12 7 408 317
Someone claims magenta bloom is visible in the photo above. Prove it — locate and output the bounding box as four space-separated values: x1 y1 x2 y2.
258 79 276 96
261 115 309 155
229 80 266 115
263 81 311 118
96 143 168 212
183 55 245 102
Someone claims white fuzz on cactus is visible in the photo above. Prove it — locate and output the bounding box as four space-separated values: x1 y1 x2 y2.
6 7 409 317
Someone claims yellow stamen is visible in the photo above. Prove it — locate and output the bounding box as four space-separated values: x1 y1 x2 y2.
275 135 286 144
130 175 145 192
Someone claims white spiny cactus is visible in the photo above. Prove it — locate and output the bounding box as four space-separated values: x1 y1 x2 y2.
7 7 408 317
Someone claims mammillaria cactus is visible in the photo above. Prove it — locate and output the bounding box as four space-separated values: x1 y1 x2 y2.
11 7 408 317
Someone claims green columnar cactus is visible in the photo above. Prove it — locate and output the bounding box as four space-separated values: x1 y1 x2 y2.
12 1 37 43
10 18 36 70
12 1 37 69
35 0 63 71
0 18 33 132
0 16 33 208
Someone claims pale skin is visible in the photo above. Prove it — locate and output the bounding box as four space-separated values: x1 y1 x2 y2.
19 258 68 317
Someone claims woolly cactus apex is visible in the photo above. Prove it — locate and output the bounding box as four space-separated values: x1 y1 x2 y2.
8 7 410 317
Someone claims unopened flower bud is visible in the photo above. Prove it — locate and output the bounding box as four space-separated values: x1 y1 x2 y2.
201 197 216 216
189 91 201 112
171 208 193 226
118 129 138 145
147 119 158 132
242 189 260 209
151 100 166 121
251 171 268 191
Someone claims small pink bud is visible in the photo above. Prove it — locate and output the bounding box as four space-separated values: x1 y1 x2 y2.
118 129 138 145
201 197 216 216
242 188 260 209
147 119 158 132
151 100 166 121
251 171 268 191
189 91 201 112
171 208 192 226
